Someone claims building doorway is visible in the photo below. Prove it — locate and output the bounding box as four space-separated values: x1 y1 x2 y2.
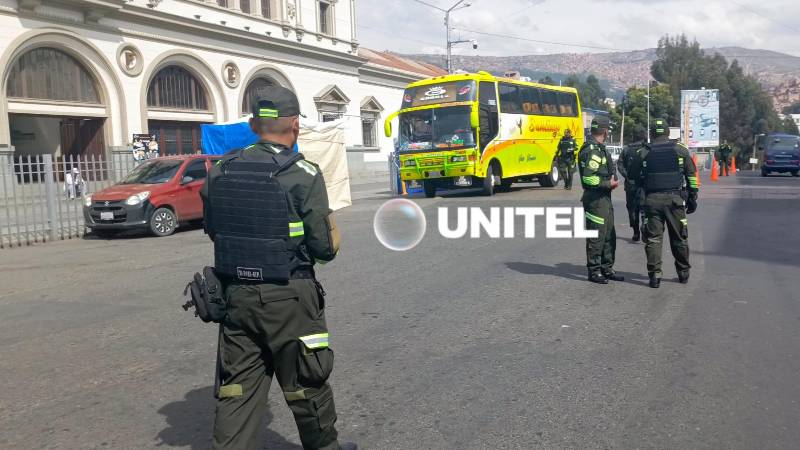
147 120 205 155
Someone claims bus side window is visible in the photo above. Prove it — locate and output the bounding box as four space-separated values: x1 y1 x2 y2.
499 83 522 114
540 89 559 115
557 92 578 117
479 81 499 150
522 87 543 115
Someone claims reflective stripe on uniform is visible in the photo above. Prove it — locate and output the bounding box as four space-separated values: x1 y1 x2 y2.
259 108 278 118
582 175 600 186
219 384 243 398
591 155 602 163
585 211 605 225
688 176 700 189
680 218 688 225
289 221 304 237
299 333 329 349
296 160 318 176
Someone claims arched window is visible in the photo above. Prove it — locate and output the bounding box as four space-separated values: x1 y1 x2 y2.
241 77 276 115
6 47 100 103
147 66 209 111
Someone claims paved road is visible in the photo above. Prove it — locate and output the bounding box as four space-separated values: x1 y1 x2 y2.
0 172 798 449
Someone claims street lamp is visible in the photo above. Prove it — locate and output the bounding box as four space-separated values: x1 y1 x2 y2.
411 0 473 73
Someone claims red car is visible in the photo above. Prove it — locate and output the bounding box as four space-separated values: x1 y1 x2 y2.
83 155 219 237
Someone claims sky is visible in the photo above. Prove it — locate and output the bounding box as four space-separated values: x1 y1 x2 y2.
355 0 800 57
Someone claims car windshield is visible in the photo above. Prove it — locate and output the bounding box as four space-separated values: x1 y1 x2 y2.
121 160 182 184
767 137 800 153
397 106 476 152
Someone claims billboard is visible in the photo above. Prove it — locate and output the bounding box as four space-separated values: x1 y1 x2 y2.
680 89 720 148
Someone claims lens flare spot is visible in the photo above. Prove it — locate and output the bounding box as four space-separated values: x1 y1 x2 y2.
373 199 427 251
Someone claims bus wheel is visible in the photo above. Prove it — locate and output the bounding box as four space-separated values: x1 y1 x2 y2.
539 158 560 187
498 178 513 192
423 180 437 198
482 164 496 196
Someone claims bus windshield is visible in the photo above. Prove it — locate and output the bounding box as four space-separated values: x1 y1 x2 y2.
397 106 476 152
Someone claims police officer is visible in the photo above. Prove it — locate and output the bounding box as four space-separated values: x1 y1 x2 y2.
579 115 623 284
200 87 354 450
631 118 699 288
617 142 645 241
718 140 734 176
557 129 577 190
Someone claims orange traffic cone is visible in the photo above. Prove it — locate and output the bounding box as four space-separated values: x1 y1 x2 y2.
711 159 719 182
730 157 737 175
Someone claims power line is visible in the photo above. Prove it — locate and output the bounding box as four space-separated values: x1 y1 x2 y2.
730 0 800 34
453 27 632 52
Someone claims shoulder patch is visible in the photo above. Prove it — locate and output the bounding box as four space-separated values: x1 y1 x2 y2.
295 159 318 176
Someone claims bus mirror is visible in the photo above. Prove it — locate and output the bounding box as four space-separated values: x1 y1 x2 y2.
470 108 480 129
384 120 392 138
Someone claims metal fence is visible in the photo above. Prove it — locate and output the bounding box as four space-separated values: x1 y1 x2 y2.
0 152 137 248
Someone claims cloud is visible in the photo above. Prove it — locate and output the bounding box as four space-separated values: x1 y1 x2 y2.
356 0 800 57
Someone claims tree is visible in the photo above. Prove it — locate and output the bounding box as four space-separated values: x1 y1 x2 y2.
650 34 788 155
613 84 674 144
781 117 800 135
563 74 608 110
538 76 556 86
783 101 800 115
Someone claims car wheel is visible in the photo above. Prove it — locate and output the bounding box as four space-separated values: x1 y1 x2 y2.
150 207 177 237
761 168 768 177
538 158 560 187
423 180 437 198
792 170 799 177
482 163 496 196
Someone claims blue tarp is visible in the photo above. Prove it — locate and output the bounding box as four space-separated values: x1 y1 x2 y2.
200 121 258 155
201 121 300 154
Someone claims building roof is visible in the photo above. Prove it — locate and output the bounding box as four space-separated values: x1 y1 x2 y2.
358 48 447 79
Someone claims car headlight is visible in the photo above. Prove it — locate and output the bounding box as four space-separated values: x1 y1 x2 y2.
404 160 417 167
84 195 92 208
451 156 467 163
125 191 151 206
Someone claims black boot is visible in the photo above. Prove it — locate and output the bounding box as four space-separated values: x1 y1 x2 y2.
649 273 661 289
603 271 625 282
588 272 608 284
678 270 690 284
632 230 640 242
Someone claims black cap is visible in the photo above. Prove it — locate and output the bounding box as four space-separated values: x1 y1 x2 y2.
591 115 610 132
251 86 301 119
652 118 668 137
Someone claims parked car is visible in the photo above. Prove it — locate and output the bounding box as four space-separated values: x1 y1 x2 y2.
761 134 800 177
83 155 220 237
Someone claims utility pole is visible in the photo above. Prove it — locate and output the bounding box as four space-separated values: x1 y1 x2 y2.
411 0 473 73
646 81 651 144
620 95 626 148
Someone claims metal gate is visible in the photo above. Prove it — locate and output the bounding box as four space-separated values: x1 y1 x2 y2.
0 153 136 248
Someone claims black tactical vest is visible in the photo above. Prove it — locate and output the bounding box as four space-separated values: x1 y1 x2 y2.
643 141 683 192
208 149 303 282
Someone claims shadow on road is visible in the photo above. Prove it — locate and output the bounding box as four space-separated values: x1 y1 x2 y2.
156 386 301 450
506 261 650 286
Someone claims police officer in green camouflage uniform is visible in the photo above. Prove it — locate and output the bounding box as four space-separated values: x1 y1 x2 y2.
617 142 645 241
631 118 699 288
718 140 733 176
557 129 577 190
200 87 355 450
579 115 623 284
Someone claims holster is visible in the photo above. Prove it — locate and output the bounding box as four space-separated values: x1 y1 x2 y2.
182 266 228 323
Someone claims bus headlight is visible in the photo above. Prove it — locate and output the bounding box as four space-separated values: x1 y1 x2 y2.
404 160 417 167
451 156 467 163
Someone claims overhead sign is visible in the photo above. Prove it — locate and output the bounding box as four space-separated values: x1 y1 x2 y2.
681 89 720 148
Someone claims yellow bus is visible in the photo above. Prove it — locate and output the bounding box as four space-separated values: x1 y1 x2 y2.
384 72 583 197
